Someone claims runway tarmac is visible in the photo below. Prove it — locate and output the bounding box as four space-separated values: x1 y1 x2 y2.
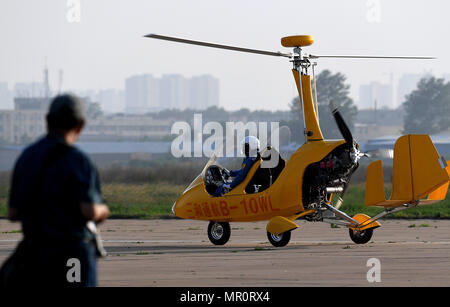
1 218 450 286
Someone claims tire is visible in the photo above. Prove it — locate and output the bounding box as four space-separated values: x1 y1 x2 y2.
207 221 231 245
349 228 373 244
267 231 291 247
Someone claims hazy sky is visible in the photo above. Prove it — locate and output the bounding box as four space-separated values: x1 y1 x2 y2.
0 0 448 110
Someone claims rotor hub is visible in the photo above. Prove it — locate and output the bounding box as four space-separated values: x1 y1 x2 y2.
281 35 314 48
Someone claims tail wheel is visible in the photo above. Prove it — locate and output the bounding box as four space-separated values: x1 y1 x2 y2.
267 231 291 247
349 228 373 244
207 221 231 245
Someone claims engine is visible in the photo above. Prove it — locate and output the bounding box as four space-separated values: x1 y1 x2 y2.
302 143 359 215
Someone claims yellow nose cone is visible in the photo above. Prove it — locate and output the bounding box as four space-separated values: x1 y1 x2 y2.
281 35 314 47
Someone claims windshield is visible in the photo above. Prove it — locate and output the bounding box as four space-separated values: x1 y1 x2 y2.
202 144 244 178
183 142 246 194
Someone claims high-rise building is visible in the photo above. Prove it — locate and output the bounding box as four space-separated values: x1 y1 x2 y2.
190 75 219 110
160 74 190 110
14 82 47 98
97 89 125 113
0 82 13 110
124 73 220 113
125 74 160 113
359 82 392 109
14 97 51 111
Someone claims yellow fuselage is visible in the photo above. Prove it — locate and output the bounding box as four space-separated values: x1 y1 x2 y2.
173 71 344 222
173 139 345 222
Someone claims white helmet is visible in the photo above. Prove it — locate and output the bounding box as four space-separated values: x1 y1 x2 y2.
241 136 260 157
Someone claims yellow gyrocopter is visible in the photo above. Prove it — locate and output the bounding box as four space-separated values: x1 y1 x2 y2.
145 34 449 247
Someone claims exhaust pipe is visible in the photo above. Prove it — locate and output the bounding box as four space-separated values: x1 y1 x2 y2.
326 187 344 193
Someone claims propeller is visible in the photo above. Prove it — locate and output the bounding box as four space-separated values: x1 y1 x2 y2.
329 101 354 145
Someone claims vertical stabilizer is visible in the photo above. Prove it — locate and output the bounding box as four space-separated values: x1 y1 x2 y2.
365 135 450 208
365 160 386 206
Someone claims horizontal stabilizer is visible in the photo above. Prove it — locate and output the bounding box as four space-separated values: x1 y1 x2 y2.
365 135 450 208
365 160 409 207
365 160 386 206
420 161 450 205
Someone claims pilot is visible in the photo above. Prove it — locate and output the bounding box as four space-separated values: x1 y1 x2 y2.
214 136 261 197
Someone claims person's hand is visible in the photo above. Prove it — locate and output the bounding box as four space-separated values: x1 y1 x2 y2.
81 203 110 223
222 183 231 192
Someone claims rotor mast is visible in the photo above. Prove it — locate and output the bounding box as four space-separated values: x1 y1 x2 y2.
282 36 324 142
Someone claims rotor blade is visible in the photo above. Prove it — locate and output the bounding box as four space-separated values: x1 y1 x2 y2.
144 33 293 58
308 54 435 60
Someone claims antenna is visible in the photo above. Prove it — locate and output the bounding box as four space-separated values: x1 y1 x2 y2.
374 99 378 125
58 69 64 94
43 59 51 98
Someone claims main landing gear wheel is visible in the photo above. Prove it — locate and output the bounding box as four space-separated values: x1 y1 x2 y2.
267 231 291 247
207 221 231 245
349 228 373 244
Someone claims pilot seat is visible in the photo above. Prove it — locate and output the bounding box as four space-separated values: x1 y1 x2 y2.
245 146 285 194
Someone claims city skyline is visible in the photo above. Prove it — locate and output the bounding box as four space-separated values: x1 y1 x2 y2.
357 71 447 110
125 73 219 113
2 69 449 113
1 1 448 111
0 71 221 113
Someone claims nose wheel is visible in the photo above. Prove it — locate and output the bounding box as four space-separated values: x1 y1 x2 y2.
207 221 231 245
267 231 291 247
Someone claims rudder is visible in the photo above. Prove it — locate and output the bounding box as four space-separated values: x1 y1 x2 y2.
365 135 450 208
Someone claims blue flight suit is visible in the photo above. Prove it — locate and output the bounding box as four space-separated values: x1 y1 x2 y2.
214 156 258 196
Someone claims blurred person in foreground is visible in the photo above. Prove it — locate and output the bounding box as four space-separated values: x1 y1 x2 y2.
0 94 109 288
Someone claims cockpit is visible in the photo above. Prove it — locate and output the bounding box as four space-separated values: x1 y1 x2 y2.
203 146 286 196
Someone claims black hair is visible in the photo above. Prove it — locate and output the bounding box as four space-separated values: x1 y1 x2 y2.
46 94 86 132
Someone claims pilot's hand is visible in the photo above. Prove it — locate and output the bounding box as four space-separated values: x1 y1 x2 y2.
213 183 231 197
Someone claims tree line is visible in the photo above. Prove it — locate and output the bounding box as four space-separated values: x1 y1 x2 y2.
286 70 450 142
